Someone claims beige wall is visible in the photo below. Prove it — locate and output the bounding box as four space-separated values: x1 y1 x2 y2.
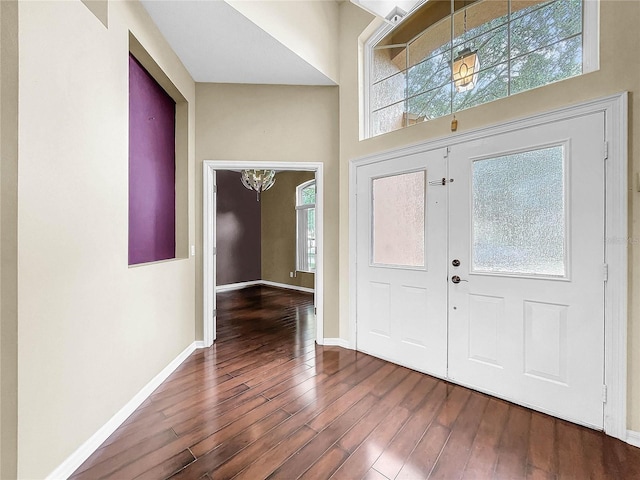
338 0 640 430
196 83 340 338
1 1 18 478
227 0 340 84
262 170 316 290
17 1 196 477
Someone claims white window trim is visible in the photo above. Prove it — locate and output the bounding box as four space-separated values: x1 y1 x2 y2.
583 0 600 74
363 21 395 140
296 180 316 273
363 0 600 139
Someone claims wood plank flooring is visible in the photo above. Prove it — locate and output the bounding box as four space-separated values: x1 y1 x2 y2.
71 286 640 479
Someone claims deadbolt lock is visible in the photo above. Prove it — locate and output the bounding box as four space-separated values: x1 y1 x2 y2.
452 259 461 267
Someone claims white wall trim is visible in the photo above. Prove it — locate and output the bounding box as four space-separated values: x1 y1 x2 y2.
203 165 216 347
322 338 354 349
47 341 203 479
349 92 628 441
203 161 324 348
627 430 640 449
603 92 628 441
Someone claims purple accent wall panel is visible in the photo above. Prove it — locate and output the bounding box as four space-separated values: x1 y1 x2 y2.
128 54 176 265
216 171 261 285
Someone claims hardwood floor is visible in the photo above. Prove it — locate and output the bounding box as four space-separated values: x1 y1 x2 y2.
71 286 640 479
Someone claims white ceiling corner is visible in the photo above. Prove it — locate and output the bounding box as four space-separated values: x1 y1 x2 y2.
140 0 336 86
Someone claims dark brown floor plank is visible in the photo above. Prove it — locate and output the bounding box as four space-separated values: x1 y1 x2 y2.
132 449 195 480
337 369 424 454
299 445 349 480
364 468 390 480
305 363 397 431
171 392 269 438
372 381 450 479
461 397 510 480
331 404 413 480
526 464 556 480
168 409 291 480
191 378 353 459
397 422 450 479
427 391 489 479
494 406 532 479
232 425 317 479
527 411 557 476
557 419 590 479
71 429 178 479
268 394 379 478
68 286 640 480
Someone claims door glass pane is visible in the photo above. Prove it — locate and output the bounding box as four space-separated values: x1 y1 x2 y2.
472 146 565 276
372 171 425 267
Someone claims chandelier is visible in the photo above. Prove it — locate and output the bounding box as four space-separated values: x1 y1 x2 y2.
240 169 276 201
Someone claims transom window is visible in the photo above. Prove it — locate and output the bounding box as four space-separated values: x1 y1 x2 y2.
366 0 597 137
296 180 316 273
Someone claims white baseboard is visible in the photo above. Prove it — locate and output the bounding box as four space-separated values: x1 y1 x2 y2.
215 280 262 292
216 280 314 294
322 338 353 349
627 430 640 448
47 342 200 480
194 340 207 349
260 280 314 294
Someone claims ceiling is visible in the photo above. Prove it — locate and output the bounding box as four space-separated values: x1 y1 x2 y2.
140 0 336 86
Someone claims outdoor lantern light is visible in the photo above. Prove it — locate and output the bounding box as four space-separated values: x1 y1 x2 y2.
240 169 276 202
452 46 480 92
452 5 480 93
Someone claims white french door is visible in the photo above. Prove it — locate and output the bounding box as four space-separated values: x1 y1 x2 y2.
447 112 605 428
355 111 607 428
356 149 448 378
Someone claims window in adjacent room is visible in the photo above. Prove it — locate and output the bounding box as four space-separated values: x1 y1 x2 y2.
365 0 598 137
296 180 316 273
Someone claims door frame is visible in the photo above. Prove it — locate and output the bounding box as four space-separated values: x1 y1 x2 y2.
203 160 325 347
349 93 628 441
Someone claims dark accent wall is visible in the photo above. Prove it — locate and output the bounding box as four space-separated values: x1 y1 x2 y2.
216 170 261 285
128 54 176 265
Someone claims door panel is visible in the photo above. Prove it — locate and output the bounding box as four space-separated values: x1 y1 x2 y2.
448 112 605 428
356 150 448 378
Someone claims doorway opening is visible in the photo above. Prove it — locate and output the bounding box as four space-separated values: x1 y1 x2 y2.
203 161 324 347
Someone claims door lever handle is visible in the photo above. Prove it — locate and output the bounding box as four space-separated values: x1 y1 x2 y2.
451 275 468 284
